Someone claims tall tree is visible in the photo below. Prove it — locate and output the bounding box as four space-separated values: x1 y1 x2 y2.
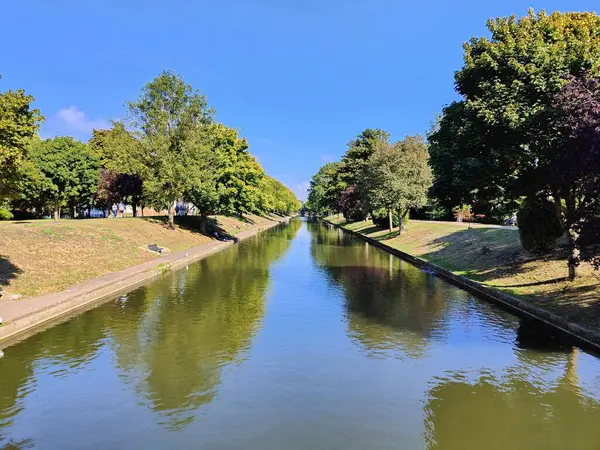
429 10 600 278
359 136 432 232
123 70 214 229
0 87 43 198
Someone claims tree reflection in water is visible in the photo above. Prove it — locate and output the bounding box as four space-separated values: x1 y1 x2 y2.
308 220 452 359
423 321 600 450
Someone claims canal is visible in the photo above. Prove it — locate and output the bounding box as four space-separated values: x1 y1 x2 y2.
1 218 599 449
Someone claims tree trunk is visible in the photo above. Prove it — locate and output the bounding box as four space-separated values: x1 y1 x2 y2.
168 202 175 230
132 203 137 218
54 202 60 220
397 210 403 234
565 192 580 280
199 214 208 235
568 226 580 280
388 209 393 232
552 188 565 225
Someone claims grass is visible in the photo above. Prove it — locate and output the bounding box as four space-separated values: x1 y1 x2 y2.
328 216 600 331
0 214 279 298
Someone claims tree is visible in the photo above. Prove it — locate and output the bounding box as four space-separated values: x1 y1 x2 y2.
0 88 44 199
185 123 263 220
89 125 146 217
339 128 390 186
337 129 390 218
306 162 343 215
429 10 600 278
25 137 99 219
359 136 432 232
452 204 473 223
123 70 214 229
258 176 301 216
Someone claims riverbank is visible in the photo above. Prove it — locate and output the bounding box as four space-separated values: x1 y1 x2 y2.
0 216 289 345
324 216 600 350
0 214 279 298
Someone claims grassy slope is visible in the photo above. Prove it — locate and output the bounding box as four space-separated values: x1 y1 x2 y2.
329 216 600 330
0 214 278 298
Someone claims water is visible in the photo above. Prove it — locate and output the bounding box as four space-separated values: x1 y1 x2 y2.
1 218 599 449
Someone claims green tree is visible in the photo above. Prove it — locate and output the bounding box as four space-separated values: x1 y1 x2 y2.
339 128 390 186
258 176 301 216
429 10 600 278
185 123 263 219
359 136 432 232
123 70 214 229
89 125 148 216
24 137 99 219
337 129 390 218
306 162 344 215
0 87 44 199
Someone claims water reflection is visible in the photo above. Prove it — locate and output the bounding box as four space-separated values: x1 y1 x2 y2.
308 220 452 358
0 220 300 439
0 218 599 449
423 349 600 450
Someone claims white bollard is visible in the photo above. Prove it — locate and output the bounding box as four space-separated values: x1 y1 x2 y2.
0 350 4 359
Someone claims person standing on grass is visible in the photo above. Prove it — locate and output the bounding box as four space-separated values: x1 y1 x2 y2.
111 203 118 218
118 202 125 218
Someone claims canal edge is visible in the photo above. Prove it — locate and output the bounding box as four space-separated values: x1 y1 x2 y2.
0 217 291 347
321 218 600 354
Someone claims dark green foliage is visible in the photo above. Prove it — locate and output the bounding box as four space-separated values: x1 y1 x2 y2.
372 209 398 228
517 199 564 254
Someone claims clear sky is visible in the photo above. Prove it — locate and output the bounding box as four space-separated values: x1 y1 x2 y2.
3 0 598 200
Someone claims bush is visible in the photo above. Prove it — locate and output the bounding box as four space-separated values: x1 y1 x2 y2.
371 209 410 229
517 198 563 253
0 208 14 221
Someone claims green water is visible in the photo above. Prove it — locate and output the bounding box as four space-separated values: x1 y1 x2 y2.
1 218 599 449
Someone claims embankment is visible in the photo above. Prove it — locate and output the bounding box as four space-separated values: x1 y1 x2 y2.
323 217 600 352
0 216 288 345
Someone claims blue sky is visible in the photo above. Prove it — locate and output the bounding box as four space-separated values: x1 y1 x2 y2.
3 0 598 200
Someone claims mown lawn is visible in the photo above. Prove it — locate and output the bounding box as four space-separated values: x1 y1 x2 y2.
0 214 278 298
329 216 600 330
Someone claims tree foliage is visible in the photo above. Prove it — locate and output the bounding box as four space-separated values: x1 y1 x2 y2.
517 197 564 253
429 10 600 277
0 88 43 198
306 162 343 215
24 137 100 219
358 136 432 232
123 70 215 228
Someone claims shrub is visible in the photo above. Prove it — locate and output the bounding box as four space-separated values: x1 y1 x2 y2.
371 209 410 229
517 198 563 253
372 209 398 228
0 208 14 221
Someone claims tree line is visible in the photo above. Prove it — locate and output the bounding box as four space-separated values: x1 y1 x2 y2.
307 9 600 279
0 70 301 228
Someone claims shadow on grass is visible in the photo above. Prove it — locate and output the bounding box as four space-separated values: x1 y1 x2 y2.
0 255 22 288
140 216 238 242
